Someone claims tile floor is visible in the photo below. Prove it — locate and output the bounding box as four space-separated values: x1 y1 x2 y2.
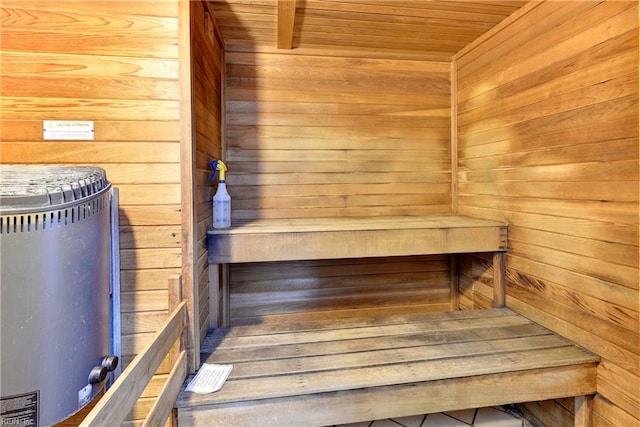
334 406 533 427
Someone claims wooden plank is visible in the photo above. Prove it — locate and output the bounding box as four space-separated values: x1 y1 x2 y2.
508 274 638 357
192 0 224 361
450 256 459 310
575 395 594 427
0 97 179 121
450 60 459 214
178 307 598 427
508 298 638 376
185 347 596 407
597 360 640 420
179 0 198 374
198 348 595 406
0 141 180 163
209 307 515 338
121 290 168 313
177 365 596 427
205 323 551 364
210 227 501 262
80 302 186 427
277 0 296 49
231 303 453 326
120 248 181 270
493 251 505 308
594 394 640 427
207 313 537 349
231 257 449 285
210 215 504 233
230 288 450 318
142 350 187 427
1 1 179 17
209 264 221 328
215 337 581 388
0 119 179 142
208 215 506 263
119 226 182 250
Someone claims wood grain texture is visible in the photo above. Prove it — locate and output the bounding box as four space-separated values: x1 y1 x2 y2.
208 215 507 263
208 214 506 323
0 2 185 424
210 0 526 59
190 0 224 353
219 43 457 327
176 308 597 426
455 2 639 425
80 302 186 427
222 49 452 220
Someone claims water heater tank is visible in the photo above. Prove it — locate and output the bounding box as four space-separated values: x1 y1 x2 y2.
1 165 115 426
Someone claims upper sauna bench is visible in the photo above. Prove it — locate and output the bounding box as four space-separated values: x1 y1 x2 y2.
207 214 508 264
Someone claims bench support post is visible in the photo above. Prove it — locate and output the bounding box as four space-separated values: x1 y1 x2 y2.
209 263 231 328
575 395 594 427
493 251 506 308
449 256 459 311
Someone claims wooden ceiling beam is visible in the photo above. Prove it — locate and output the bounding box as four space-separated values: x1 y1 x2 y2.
277 0 297 49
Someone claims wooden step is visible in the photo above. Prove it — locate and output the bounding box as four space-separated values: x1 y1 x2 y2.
175 308 598 426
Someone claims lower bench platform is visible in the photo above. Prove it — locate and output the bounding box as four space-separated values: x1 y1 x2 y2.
175 308 598 426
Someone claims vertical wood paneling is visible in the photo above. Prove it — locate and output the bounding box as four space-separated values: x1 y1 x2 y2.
191 0 224 344
223 47 453 322
1 1 183 423
455 1 639 425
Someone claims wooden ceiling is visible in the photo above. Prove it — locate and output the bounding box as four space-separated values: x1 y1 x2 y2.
209 0 529 59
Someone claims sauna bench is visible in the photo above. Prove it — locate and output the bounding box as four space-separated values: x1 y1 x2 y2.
176 215 598 426
206 214 509 313
207 214 509 263
175 308 599 426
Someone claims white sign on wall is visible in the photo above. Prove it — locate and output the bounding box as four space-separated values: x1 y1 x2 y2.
43 120 95 140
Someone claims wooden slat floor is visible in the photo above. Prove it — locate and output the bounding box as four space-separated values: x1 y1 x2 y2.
175 308 598 426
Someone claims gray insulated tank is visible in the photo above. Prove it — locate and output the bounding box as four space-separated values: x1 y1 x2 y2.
0 165 115 426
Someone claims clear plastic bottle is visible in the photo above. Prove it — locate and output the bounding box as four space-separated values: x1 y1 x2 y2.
213 179 231 228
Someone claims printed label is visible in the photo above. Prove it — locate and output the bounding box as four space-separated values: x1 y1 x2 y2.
43 120 94 140
78 384 92 408
1 391 39 426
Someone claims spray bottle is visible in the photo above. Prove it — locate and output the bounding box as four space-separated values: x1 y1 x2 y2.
209 159 231 228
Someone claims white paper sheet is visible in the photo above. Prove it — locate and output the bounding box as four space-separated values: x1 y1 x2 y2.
185 363 233 394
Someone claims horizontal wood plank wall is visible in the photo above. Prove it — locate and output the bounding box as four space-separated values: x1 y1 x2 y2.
224 48 453 323
454 1 639 425
229 256 451 325
191 0 224 347
0 1 182 423
225 50 451 219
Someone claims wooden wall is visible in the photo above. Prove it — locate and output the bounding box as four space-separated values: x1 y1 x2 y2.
1 1 187 423
229 255 451 325
190 0 224 348
454 2 639 426
225 50 451 219
223 47 454 323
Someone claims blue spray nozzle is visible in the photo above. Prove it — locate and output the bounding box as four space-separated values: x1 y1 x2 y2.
209 159 228 182
209 160 219 182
